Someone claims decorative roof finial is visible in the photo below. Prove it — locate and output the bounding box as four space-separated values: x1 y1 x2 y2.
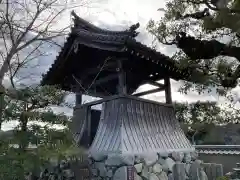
129 23 140 31
71 10 80 24
71 10 78 19
128 22 140 37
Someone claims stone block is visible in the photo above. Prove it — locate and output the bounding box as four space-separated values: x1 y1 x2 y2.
91 153 107 162
91 168 99 177
158 152 169 159
190 151 198 161
162 157 175 172
171 152 184 162
142 153 158 166
183 153 192 163
189 160 202 180
136 174 143 180
149 173 159 180
95 162 107 177
157 171 168 180
113 166 128 180
199 167 208 180
157 157 165 165
152 163 163 174
113 166 137 180
135 155 143 164
105 154 135 166
185 163 191 176
168 173 174 180
173 163 186 180
149 166 153 173
106 169 113 177
134 163 143 173
141 165 150 179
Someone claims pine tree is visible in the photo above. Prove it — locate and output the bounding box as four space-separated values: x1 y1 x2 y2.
0 85 79 180
147 0 240 95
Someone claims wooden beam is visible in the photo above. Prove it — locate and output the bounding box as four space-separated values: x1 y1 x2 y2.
74 82 83 105
117 59 127 94
164 77 172 104
72 85 107 98
75 94 174 109
133 87 165 97
86 106 91 147
76 93 82 105
83 90 107 98
80 62 117 80
90 74 118 87
72 74 117 98
75 95 119 109
145 80 165 88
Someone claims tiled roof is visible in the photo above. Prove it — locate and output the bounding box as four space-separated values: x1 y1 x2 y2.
41 12 191 87
195 145 240 155
73 96 195 154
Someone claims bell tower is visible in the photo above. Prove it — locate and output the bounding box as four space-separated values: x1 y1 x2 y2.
42 11 196 180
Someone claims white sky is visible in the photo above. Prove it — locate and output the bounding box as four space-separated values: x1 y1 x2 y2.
2 0 240 130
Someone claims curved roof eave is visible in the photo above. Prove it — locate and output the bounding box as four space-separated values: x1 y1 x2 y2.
41 13 192 87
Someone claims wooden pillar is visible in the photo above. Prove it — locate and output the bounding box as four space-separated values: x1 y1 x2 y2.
75 88 92 147
117 59 127 94
73 82 83 106
164 77 172 104
86 106 91 147
75 92 82 105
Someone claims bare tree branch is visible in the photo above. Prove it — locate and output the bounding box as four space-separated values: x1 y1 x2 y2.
0 0 90 129
0 0 83 87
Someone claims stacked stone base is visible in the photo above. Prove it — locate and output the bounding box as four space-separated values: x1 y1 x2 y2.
89 151 207 180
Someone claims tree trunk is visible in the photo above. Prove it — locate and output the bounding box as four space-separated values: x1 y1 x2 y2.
0 86 5 131
19 103 29 151
0 52 14 85
19 118 28 151
0 51 15 130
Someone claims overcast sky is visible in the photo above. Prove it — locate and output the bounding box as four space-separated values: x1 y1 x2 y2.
2 0 240 130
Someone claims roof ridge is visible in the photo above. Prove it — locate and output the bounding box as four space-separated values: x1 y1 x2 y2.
71 11 140 37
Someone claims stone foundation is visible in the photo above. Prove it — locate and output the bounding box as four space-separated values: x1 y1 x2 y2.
88 151 207 180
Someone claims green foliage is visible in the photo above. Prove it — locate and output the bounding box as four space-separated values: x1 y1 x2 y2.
175 101 240 143
147 0 240 95
175 101 223 124
0 85 78 179
216 176 230 180
0 145 48 180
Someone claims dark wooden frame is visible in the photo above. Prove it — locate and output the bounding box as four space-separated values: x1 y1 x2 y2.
75 94 173 110
132 78 172 104
73 55 173 148
75 78 173 104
